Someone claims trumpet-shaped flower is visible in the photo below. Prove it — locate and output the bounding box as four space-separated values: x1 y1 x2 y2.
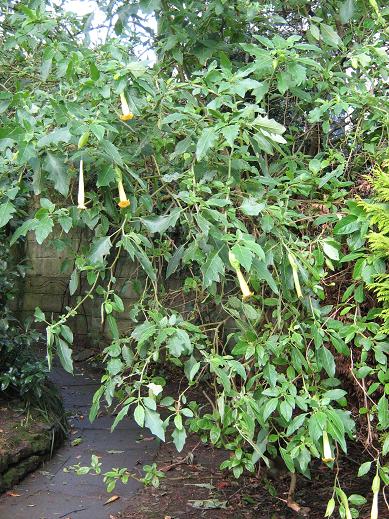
321 430 335 463
229 251 254 301
77 160 87 210
288 252 302 298
119 92 134 121
370 474 380 519
117 178 130 208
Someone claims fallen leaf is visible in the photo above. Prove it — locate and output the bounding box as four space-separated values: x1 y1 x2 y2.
188 499 227 510
216 481 230 489
104 495 120 505
71 437 83 446
107 450 125 454
6 491 21 497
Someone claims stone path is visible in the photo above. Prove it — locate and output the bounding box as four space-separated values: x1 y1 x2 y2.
0 366 157 519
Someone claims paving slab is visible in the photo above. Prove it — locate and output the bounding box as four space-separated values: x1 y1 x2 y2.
0 366 158 519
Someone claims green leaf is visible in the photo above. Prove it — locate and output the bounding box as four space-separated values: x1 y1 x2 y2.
0 201 16 228
134 245 156 281
377 395 388 428
339 0 354 23
35 216 54 244
231 243 253 271
97 165 115 187
100 140 123 166
201 251 225 288
134 404 145 427
43 153 69 196
89 62 100 80
111 404 130 430
89 236 112 264
57 338 73 374
167 329 192 357
38 127 71 147
166 244 185 279
317 346 336 377
144 408 165 441
322 239 340 260
142 208 181 234
357 461 372 477
139 0 162 14
107 314 120 340
196 127 219 161
320 24 342 48
221 125 239 148
172 426 187 452
69 269 79 296
240 198 265 216
263 398 278 421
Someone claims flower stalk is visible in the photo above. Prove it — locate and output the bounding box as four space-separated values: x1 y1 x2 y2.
77 159 87 210
119 92 134 121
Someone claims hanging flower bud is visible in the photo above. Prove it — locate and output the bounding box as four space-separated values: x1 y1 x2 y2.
371 473 380 519
119 92 134 121
229 251 254 301
321 430 335 463
288 252 303 298
77 160 87 210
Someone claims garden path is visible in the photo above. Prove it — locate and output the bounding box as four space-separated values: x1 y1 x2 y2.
0 365 157 519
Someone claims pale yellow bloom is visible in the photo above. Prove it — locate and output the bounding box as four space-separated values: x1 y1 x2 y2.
77 159 87 210
322 430 335 463
117 179 130 208
236 268 254 301
288 252 302 298
229 251 254 300
371 474 380 519
119 92 134 121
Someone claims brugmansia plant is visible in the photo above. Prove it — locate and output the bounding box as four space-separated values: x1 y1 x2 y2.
0 0 388 516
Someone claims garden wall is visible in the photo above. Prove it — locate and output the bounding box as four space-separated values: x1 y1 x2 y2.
14 230 141 343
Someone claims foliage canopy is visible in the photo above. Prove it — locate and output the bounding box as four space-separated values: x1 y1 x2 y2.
0 0 388 515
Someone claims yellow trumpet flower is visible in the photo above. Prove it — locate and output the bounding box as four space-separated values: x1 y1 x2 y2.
77 160 87 210
229 251 254 301
117 179 130 208
321 430 335 463
119 92 134 121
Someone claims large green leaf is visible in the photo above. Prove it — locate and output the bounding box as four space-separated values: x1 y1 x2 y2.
43 153 69 196
202 251 225 288
142 207 181 234
89 236 112 264
0 201 16 228
196 127 219 161
37 127 71 147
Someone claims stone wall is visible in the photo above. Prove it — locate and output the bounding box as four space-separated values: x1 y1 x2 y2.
15 230 141 342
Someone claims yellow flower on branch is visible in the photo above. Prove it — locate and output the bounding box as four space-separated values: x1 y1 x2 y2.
119 92 134 121
115 167 130 208
77 159 87 210
321 430 335 463
229 251 254 301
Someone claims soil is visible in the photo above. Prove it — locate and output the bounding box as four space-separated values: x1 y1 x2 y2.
116 434 387 519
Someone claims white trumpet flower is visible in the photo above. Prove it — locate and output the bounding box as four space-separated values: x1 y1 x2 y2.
77 160 87 210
